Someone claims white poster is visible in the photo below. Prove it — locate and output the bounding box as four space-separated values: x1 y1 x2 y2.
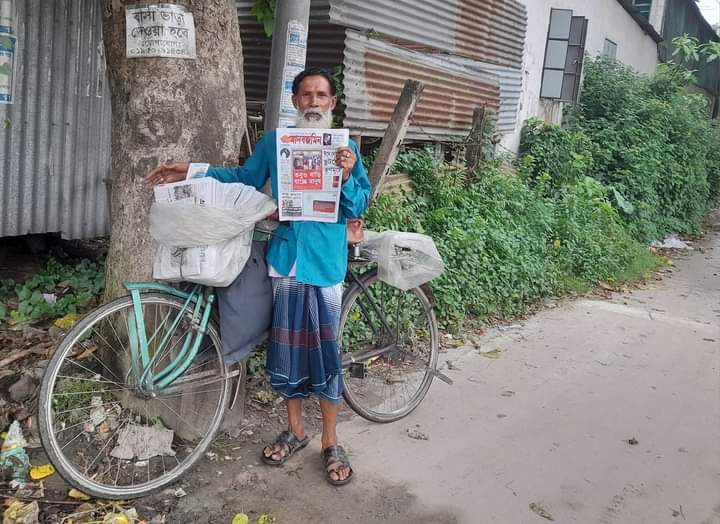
0 0 12 33
125 4 196 59
278 19 307 126
0 32 15 104
276 128 348 222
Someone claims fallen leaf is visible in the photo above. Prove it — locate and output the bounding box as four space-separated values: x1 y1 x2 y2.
54 312 82 330
406 427 429 440
3 500 39 523
68 488 91 501
231 514 250 524
479 348 503 359
257 515 277 524
103 513 130 524
598 281 614 291
529 502 554 521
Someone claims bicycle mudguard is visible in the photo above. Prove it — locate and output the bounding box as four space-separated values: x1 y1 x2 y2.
125 282 207 303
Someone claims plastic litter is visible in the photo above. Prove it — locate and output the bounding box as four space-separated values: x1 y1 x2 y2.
29 464 55 480
110 424 176 461
150 177 276 286
650 235 693 250
361 231 445 290
0 421 30 483
89 396 107 426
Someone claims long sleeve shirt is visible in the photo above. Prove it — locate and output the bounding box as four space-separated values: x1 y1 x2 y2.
205 130 371 287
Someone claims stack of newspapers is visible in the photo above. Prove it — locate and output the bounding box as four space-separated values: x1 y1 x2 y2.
153 177 219 282
150 176 276 286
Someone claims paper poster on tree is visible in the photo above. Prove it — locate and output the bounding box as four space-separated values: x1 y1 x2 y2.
0 32 16 104
125 4 196 59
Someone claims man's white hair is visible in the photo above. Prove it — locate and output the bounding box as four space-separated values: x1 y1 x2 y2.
295 107 333 129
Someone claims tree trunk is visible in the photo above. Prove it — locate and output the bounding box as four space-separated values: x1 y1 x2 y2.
102 0 245 299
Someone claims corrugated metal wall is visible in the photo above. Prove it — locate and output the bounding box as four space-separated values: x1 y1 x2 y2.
0 0 110 239
436 57 523 134
661 0 720 98
328 0 527 68
236 0 526 141
343 31 501 141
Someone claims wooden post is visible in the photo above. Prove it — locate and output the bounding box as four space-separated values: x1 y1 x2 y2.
465 105 486 172
368 79 424 197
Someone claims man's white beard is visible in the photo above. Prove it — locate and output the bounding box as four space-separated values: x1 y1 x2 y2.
295 108 333 129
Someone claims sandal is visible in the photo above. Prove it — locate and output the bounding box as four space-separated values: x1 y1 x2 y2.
261 430 309 466
322 445 354 486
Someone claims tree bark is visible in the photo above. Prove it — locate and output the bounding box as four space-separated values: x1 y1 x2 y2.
102 0 245 299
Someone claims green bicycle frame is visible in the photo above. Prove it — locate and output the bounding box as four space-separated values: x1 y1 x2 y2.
125 282 215 392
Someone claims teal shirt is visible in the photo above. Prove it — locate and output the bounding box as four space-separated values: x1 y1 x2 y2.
205 130 371 287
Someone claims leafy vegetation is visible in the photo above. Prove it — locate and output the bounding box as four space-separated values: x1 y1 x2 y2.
364 37 719 329
0 259 105 325
251 0 276 37
365 150 658 330
520 40 720 242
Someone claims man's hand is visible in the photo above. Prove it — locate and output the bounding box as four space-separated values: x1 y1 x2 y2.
144 161 190 188
335 147 357 182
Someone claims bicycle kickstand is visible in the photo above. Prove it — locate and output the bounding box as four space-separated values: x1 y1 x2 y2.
430 368 454 385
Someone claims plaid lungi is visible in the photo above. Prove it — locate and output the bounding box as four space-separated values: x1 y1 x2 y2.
266 277 344 403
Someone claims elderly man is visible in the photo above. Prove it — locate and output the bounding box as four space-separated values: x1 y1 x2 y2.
146 68 370 485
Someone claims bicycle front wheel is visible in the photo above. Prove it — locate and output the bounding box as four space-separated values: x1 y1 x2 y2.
38 292 230 499
339 270 439 423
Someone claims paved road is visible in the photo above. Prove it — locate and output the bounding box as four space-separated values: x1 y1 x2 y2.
335 212 720 523
166 214 719 523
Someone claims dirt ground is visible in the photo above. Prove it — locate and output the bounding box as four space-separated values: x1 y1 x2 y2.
2 214 718 523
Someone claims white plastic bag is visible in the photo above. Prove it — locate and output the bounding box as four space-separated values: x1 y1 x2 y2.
149 178 276 287
361 230 445 290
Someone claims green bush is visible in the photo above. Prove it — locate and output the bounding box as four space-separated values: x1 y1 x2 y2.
365 150 657 329
0 258 105 325
521 57 719 242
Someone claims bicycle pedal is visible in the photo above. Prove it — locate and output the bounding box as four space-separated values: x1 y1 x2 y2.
348 362 366 379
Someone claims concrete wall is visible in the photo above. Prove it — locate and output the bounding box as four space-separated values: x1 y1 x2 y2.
501 0 659 154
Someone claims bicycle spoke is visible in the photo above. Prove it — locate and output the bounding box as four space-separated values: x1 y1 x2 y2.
85 420 128 475
41 293 228 497
341 272 438 422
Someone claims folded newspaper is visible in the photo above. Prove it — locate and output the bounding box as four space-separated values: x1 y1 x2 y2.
150 177 276 286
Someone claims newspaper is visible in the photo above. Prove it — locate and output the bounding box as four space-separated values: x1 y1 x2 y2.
153 178 217 278
276 128 349 222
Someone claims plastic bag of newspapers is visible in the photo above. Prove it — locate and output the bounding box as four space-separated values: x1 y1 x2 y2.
149 174 276 287
360 231 445 291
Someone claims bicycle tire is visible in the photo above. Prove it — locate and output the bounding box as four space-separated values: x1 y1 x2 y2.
38 292 230 499
339 269 439 423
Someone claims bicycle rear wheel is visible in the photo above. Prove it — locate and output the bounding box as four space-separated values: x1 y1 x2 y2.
38 292 230 499
339 270 439 423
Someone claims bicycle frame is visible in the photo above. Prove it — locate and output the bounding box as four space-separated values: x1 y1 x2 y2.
122 259 422 392
125 282 215 393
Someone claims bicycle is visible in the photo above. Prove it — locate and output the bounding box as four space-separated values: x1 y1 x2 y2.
37 246 447 499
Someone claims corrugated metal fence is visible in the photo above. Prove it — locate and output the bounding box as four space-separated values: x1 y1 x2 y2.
661 0 720 99
236 0 527 140
0 0 110 239
0 1 527 239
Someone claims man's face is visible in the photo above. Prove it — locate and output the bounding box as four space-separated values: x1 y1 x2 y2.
292 75 336 128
